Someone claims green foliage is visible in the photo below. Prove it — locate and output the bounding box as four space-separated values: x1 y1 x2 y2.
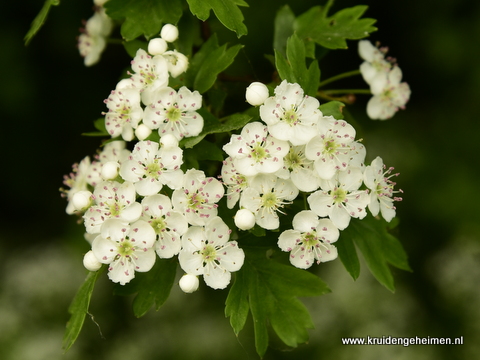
186 0 248 38
63 268 103 352
24 0 60 45
320 100 345 119
339 215 411 292
105 0 183 41
294 4 377 49
226 247 330 357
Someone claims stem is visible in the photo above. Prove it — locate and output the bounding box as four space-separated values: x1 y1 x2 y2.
318 70 362 88
319 89 371 95
107 38 124 45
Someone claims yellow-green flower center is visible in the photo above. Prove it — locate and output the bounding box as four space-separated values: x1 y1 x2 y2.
151 217 167 234
251 144 267 162
332 188 347 204
166 106 182 122
261 191 278 209
146 161 161 178
201 244 217 263
109 202 122 216
118 240 135 257
283 108 298 125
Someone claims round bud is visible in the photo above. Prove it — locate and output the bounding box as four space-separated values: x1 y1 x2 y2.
179 274 199 293
245 82 269 106
72 191 92 211
148 38 168 55
160 24 179 43
163 50 189 77
234 209 256 230
83 250 102 271
160 134 179 148
101 161 119 180
135 124 152 141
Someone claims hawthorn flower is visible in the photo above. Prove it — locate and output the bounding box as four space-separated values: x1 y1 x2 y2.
140 194 188 258
367 66 411 120
307 167 369 230
120 140 184 196
364 156 403 222
305 116 358 180
92 219 156 285
278 211 339 269
222 121 289 176
128 49 170 105
278 145 322 192
162 50 189 77
260 80 322 146
104 87 144 141
220 156 251 209
172 169 225 226
143 86 203 140
83 181 142 234
358 40 392 88
61 156 93 214
240 174 299 230
178 217 244 289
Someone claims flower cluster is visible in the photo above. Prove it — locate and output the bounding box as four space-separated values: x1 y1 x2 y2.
77 0 113 66
224 80 403 268
63 25 403 292
358 40 411 120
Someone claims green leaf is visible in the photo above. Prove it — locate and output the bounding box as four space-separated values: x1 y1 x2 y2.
181 108 252 148
336 229 360 280
320 101 345 119
186 0 248 37
105 0 183 41
82 118 108 137
123 39 148 58
295 5 377 49
132 258 178 317
63 269 103 352
341 216 410 292
185 139 224 162
227 247 330 357
274 34 320 97
24 0 60 45
273 5 296 58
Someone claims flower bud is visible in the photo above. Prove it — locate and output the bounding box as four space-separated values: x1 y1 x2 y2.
160 24 179 43
179 274 199 293
234 209 256 230
101 161 119 180
72 191 92 211
160 133 179 148
148 38 168 55
83 250 103 271
163 50 189 77
135 124 152 140
245 82 269 106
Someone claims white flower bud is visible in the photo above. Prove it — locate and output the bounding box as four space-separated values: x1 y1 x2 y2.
234 209 256 230
72 191 92 211
163 50 189 77
179 274 199 293
160 24 179 43
148 38 168 55
160 133 179 148
101 161 119 180
135 124 152 140
245 82 269 106
83 250 103 271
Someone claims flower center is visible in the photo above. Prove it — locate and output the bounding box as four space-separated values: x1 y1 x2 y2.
283 108 298 125
188 192 206 210
302 232 318 247
261 191 278 209
146 161 162 178
166 106 182 122
251 144 267 162
284 148 303 170
117 239 135 257
109 202 122 216
151 217 167 234
332 187 347 204
324 139 338 155
201 244 217 263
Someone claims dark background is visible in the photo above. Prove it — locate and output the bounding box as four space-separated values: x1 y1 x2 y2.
1 0 479 359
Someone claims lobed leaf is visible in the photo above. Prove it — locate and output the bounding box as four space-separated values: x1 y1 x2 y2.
320 100 345 120
105 0 183 41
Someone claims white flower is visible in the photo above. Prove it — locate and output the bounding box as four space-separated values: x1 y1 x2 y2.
220 157 251 209
305 116 357 180
162 50 189 77
222 121 289 176
120 140 184 196
245 82 269 106
367 66 411 120
307 167 369 230
92 219 156 285
358 40 392 88
140 194 188 258
259 80 321 146
179 274 199 293
61 156 93 214
160 24 179 43
87 141 131 185
279 145 322 192
240 174 299 230
78 8 113 66
278 211 339 269
178 217 244 289
129 49 170 105
143 86 203 140
172 169 225 226
83 181 142 234
104 88 144 141
364 156 402 222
